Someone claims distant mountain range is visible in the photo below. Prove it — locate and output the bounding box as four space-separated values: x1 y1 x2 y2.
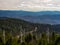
0 10 60 24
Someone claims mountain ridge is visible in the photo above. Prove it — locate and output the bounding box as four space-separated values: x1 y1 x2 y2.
0 10 60 16
0 17 60 33
0 10 60 24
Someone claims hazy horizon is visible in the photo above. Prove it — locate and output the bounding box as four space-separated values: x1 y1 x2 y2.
0 10 60 24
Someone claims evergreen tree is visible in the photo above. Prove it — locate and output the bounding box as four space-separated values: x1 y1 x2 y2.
20 42 26 45
51 32 56 45
54 37 60 45
0 37 4 45
41 33 47 45
5 37 12 45
25 33 32 45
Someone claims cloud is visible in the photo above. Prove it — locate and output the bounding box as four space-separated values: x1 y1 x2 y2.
0 0 60 11
0 0 20 9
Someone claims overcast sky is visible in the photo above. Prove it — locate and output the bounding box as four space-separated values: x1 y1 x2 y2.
0 0 60 11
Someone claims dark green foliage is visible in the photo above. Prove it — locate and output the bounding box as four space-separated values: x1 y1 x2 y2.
54 37 60 45
20 42 26 45
25 33 32 43
0 31 60 45
38 39 42 45
17 37 21 45
33 35 36 40
0 37 4 45
5 37 12 45
52 32 56 41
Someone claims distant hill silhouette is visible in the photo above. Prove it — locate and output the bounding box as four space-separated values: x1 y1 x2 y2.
0 10 60 24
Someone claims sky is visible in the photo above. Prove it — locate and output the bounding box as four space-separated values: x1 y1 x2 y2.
0 0 60 11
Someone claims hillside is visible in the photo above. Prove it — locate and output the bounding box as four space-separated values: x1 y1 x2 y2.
0 17 60 36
